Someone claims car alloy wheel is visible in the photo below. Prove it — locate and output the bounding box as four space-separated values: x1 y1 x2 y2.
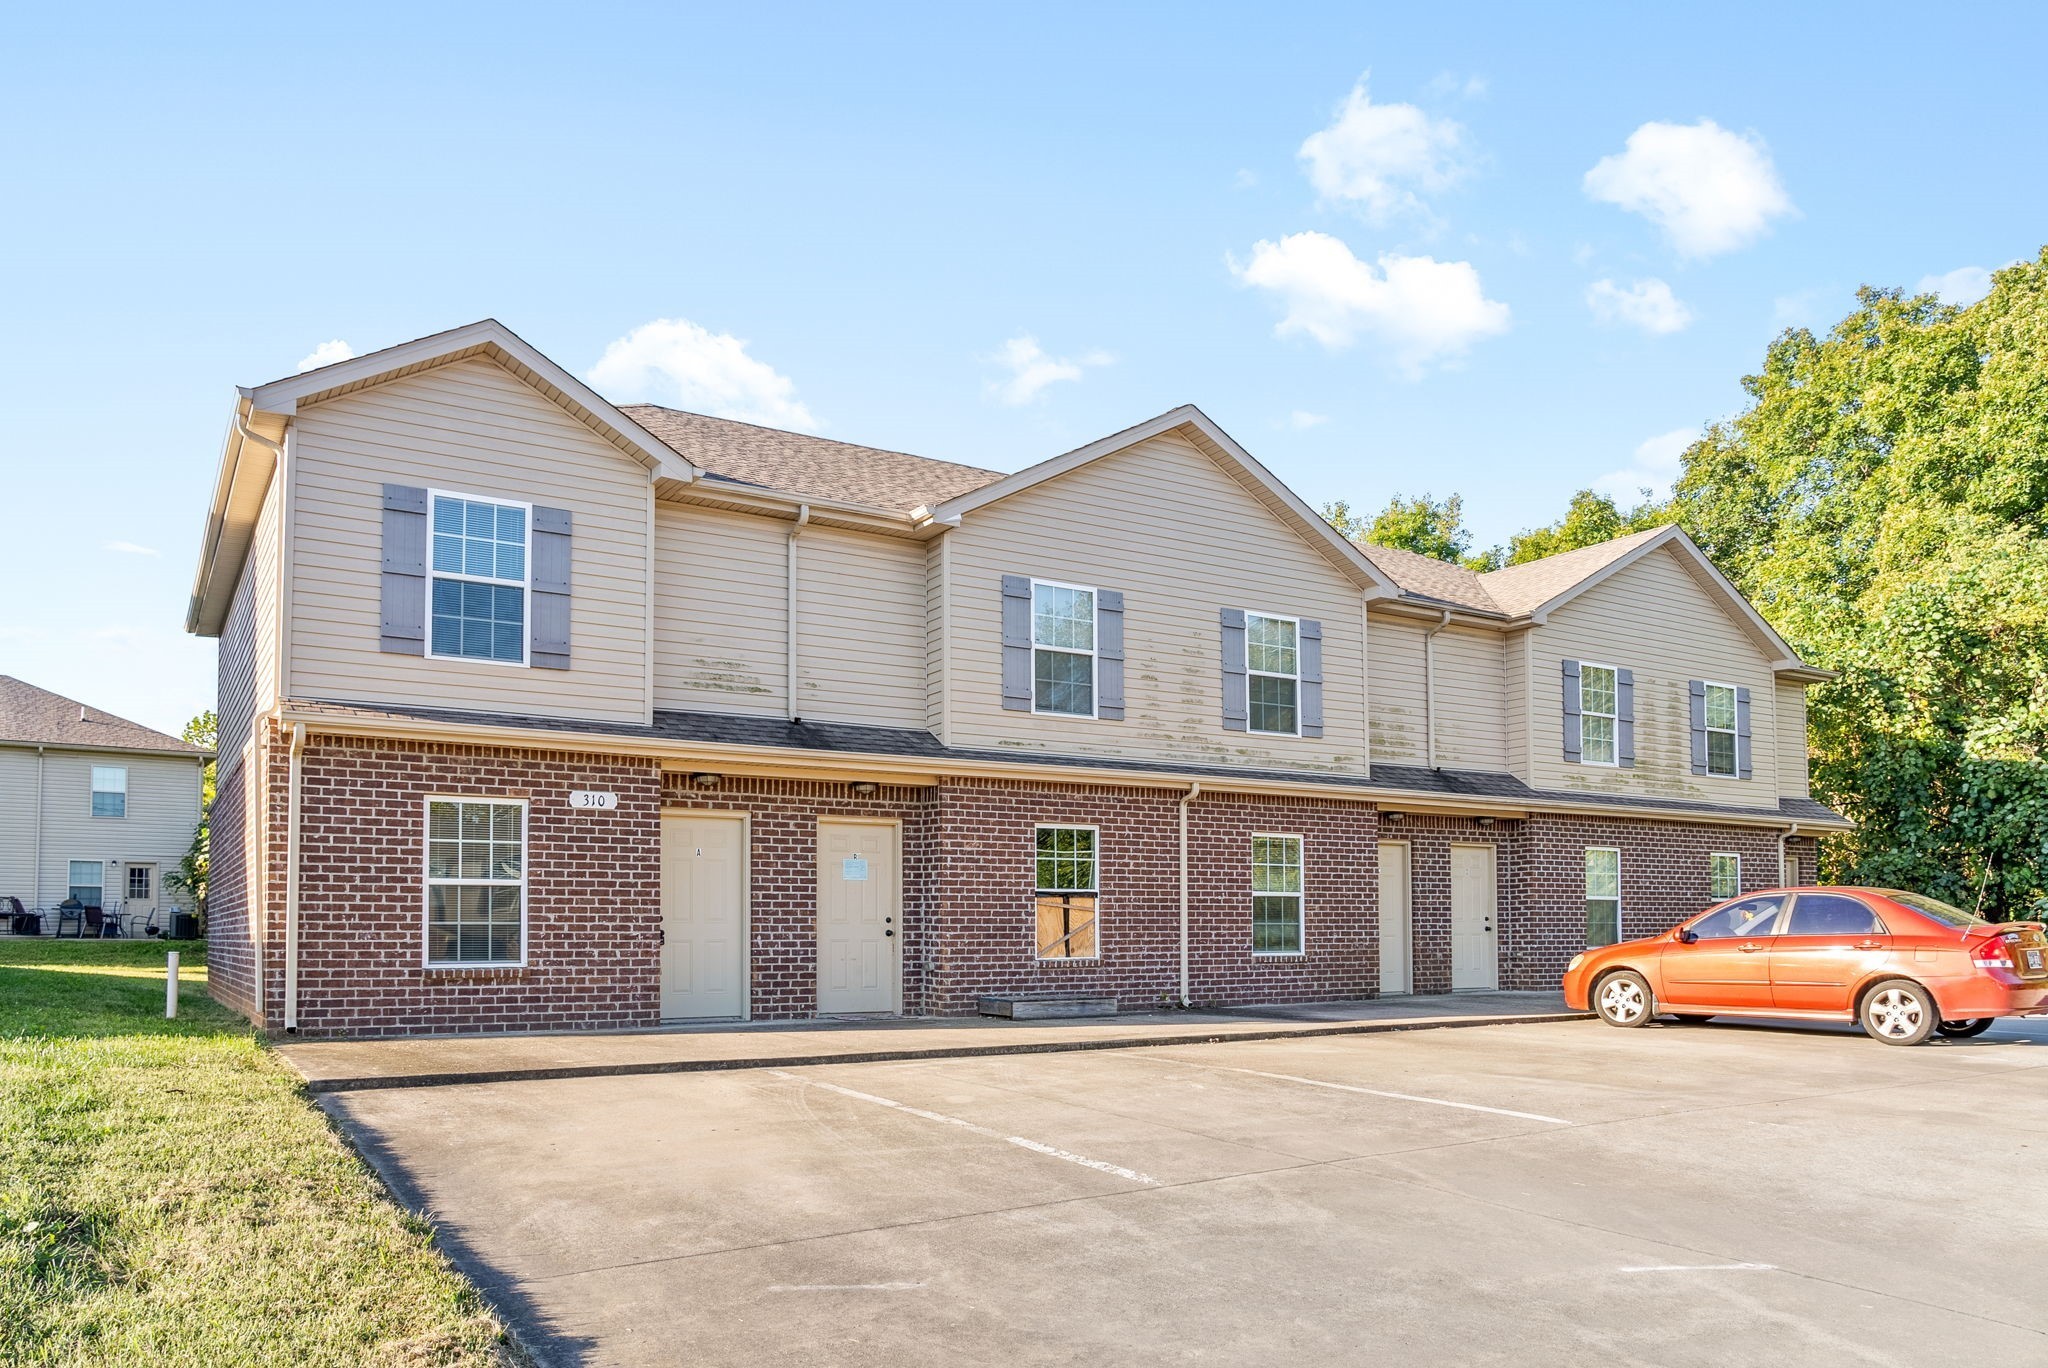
1935 1018 1995 1039
1861 981 1936 1046
1596 971 1653 1028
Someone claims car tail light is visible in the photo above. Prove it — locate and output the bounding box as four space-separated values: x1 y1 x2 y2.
1973 934 2019 971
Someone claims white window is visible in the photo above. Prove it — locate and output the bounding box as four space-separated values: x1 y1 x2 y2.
1585 847 1621 946
424 798 527 966
1710 852 1741 901
1031 581 1096 717
1251 834 1304 954
1703 682 1739 777
429 492 529 665
68 860 104 909
1245 613 1300 736
90 765 127 818
1579 664 1618 766
1034 825 1098 958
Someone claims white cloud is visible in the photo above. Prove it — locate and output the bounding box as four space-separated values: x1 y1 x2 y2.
1233 168 1259 190
296 339 355 373
1583 119 1793 257
985 336 1113 406
1426 72 1488 100
1916 265 1993 306
588 318 818 430
1586 278 1694 334
1594 427 1695 501
1230 231 1510 375
1287 410 1329 430
102 541 160 557
1298 77 1467 221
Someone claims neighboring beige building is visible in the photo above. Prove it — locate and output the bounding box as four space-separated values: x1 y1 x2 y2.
0 677 211 933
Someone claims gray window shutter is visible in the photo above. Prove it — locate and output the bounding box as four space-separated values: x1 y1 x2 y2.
530 506 572 670
1560 659 1582 763
1220 608 1248 731
1616 667 1635 769
1095 589 1125 721
379 484 427 655
1298 619 1324 738
1736 686 1754 779
1688 680 1708 775
1001 575 1033 711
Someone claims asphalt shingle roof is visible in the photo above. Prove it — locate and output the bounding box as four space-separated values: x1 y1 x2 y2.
1353 525 1674 617
622 404 1005 514
0 677 210 755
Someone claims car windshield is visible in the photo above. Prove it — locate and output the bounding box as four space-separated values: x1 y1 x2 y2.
1881 889 1988 928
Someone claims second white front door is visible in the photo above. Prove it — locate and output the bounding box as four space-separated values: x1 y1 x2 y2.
1377 841 1412 995
1450 843 1499 991
816 819 900 1014
660 813 747 1018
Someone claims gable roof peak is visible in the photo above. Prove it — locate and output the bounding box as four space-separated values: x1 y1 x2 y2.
0 676 210 755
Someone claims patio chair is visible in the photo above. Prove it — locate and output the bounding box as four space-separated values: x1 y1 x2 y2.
84 908 121 938
4 896 41 937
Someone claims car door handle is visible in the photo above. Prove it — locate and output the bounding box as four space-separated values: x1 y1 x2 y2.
1737 942 1763 953
1854 940 1884 950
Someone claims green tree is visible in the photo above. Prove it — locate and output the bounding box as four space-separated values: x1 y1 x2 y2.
1324 493 1500 571
1669 251 2048 916
165 710 216 919
1507 488 1670 564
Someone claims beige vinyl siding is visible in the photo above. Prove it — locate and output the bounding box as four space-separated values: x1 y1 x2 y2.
1776 680 1810 798
946 432 1367 770
652 503 787 716
1504 629 1532 780
218 469 281 763
0 747 37 902
1529 544 1780 807
1368 612 1428 765
287 357 652 724
27 751 205 912
1433 625 1507 771
796 526 927 727
925 537 948 739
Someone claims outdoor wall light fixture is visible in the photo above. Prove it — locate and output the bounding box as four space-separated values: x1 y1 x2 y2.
690 772 721 788
1475 816 1496 828
1383 811 1405 823
850 781 879 795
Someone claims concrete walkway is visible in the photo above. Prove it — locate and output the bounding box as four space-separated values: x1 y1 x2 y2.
275 992 1580 1093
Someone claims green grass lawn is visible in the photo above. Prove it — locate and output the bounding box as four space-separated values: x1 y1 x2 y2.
0 938 506 1366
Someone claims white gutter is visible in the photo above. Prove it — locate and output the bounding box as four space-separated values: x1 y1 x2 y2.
1423 609 1452 770
1779 822 1802 885
283 723 305 1031
1178 782 1202 1006
32 746 44 908
786 504 809 721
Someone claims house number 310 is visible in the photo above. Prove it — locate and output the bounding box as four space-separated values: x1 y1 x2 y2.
569 791 618 810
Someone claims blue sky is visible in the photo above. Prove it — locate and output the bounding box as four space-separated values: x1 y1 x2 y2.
5 1 2044 736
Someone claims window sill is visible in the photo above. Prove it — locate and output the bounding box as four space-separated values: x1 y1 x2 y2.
1032 957 1101 966
421 964 530 981
1251 951 1307 960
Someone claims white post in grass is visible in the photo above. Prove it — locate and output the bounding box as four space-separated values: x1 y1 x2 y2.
166 950 179 1019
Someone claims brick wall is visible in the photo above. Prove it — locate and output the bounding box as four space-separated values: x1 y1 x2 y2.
1373 813 1518 995
287 732 663 1037
203 745 257 1020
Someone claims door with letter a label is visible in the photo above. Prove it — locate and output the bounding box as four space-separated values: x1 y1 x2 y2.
817 819 900 1014
660 813 747 1019
1450 843 1499 991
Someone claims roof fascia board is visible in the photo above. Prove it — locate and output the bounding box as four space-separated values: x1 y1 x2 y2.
186 396 280 635
928 405 1402 598
658 475 920 535
0 738 213 760
277 704 1843 830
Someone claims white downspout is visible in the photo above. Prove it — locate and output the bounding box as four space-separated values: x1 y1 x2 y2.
284 723 305 1031
32 746 44 911
786 504 809 722
1423 610 1452 770
1178 782 1202 1007
1779 822 1801 886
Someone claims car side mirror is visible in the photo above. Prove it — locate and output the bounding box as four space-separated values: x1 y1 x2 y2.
1676 927 1698 944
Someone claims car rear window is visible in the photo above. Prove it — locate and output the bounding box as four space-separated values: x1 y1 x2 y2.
1784 893 1886 936
1881 890 1988 928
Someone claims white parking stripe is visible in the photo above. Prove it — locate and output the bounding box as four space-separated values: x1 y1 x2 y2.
1619 1263 1776 1273
770 1071 1163 1186
1155 1059 1572 1125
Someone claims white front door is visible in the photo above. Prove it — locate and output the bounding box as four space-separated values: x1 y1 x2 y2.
660 813 747 1018
1377 841 1412 995
122 862 158 932
816 819 900 1014
1450 843 1499 991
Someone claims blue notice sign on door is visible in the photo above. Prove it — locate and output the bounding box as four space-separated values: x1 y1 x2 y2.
842 855 869 881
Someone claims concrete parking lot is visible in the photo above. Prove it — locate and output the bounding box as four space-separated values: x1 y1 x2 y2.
326 1016 2048 1367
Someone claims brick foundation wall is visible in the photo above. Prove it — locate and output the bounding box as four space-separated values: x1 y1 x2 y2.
203 746 257 1020
287 732 663 1037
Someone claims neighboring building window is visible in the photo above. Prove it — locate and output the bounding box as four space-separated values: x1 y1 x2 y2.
429 493 528 664
1252 834 1304 954
1031 581 1095 717
68 860 104 909
1246 613 1300 736
1579 664 1618 766
1703 682 1739 777
424 798 526 965
1034 825 1098 958
1585 847 1621 946
90 765 127 818
1709 852 1741 900
127 865 152 900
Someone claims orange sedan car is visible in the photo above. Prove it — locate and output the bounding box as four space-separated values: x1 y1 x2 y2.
1563 886 2048 1045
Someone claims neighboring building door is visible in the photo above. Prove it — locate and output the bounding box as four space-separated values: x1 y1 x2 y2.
1377 841 1412 995
660 812 747 1019
1449 844 1499 991
124 863 158 932
816 818 900 1014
